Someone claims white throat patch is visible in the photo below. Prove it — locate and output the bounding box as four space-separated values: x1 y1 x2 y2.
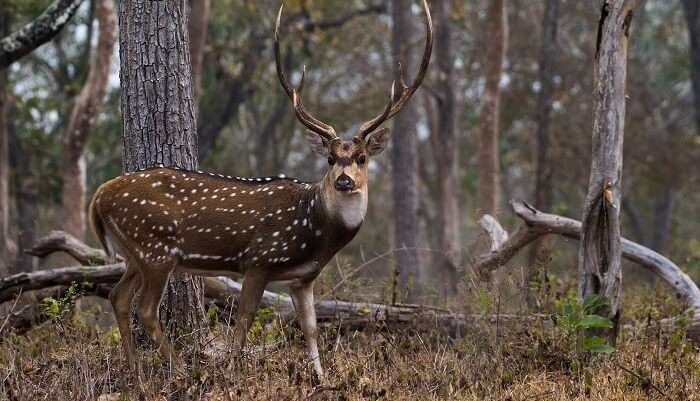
321 183 368 230
337 191 368 229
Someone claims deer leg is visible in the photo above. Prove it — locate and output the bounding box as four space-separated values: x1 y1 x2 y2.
290 281 324 380
232 271 268 354
109 263 140 370
135 268 177 364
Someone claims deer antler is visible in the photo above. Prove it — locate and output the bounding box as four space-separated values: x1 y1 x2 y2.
358 0 433 140
275 5 338 142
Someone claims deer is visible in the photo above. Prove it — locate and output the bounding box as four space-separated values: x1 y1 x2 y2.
88 0 432 380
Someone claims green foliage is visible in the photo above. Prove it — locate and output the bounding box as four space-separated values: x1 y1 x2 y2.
555 294 615 354
248 306 280 343
102 326 121 346
40 283 81 321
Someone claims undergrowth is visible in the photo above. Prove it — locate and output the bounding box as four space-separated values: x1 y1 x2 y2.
1 289 699 401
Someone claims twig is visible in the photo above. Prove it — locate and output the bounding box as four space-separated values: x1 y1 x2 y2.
318 246 443 301
616 362 666 396
0 290 23 335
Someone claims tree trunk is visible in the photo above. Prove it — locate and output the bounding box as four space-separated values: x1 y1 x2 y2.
526 0 560 304
429 0 460 300
477 0 507 217
60 0 116 240
118 0 205 345
578 0 637 342
7 118 37 274
390 0 421 302
681 0 700 135
0 11 9 276
188 0 209 106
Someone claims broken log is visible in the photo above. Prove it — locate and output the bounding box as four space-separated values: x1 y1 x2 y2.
0 263 538 336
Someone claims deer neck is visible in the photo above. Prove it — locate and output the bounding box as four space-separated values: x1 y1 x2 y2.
317 174 368 231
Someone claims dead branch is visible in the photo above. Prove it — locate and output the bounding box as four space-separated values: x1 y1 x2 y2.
0 262 542 336
26 230 116 265
474 200 700 337
0 263 124 303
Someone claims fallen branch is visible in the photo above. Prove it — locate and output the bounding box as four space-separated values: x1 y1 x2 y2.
474 200 700 338
0 263 124 303
26 230 117 265
0 262 542 336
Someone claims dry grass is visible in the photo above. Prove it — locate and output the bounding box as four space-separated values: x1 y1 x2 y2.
1 294 699 401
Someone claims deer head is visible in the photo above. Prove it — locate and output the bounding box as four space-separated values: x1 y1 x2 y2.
274 0 433 228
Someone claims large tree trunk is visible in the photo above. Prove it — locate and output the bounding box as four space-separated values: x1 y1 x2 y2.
682 0 700 135
188 0 209 106
526 0 560 303
390 0 421 302
118 0 205 345
60 0 116 240
578 1 637 342
477 0 507 217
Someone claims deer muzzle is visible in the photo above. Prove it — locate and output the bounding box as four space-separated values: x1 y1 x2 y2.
334 173 355 192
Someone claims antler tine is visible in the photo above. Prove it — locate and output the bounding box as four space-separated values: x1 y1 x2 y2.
275 5 294 99
358 81 395 136
359 0 433 140
292 68 338 141
275 4 338 141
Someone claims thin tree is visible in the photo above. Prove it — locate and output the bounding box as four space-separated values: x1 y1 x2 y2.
0 9 9 275
431 0 460 298
527 0 560 303
61 0 117 240
477 0 507 217
578 0 637 342
391 0 421 301
188 0 210 106
681 0 700 134
118 0 205 342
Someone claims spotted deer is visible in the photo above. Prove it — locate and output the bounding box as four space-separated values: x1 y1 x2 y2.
89 0 432 379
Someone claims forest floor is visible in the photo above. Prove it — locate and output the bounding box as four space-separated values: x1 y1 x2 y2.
1 292 699 401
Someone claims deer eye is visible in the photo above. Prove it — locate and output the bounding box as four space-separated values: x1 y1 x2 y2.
327 156 336 166
357 154 366 165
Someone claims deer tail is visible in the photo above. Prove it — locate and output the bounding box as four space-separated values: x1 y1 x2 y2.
88 187 116 264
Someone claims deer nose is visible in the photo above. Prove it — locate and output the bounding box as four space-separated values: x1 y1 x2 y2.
334 174 355 192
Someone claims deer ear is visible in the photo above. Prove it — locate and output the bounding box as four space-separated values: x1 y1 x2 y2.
366 128 391 156
304 131 330 156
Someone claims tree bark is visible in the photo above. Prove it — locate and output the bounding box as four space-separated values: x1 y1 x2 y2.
0 0 85 69
390 0 421 302
578 0 637 339
429 0 461 299
526 0 560 303
60 0 116 240
118 0 205 345
188 0 209 106
477 0 507 217
0 11 9 276
681 0 700 135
